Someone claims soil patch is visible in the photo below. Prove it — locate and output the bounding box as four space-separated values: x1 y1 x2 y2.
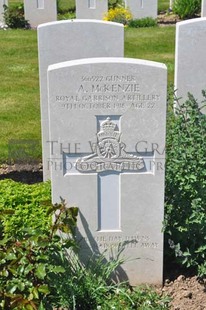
0 163 43 184
158 13 181 26
162 275 206 310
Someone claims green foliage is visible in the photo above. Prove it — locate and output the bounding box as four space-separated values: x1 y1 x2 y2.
0 181 170 308
58 11 76 20
47 253 170 309
173 0 201 19
128 17 158 28
108 0 124 9
3 4 30 29
0 180 51 239
165 91 206 277
0 199 78 309
158 0 170 13
57 0 75 14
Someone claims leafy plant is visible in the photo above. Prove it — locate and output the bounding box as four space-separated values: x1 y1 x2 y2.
103 7 132 25
57 0 75 14
48 253 170 309
128 17 158 28
0 180 170 308
3 4 30 29
108 0 124 9
165 90 206 277
0 180 51 240
0 199 78 310
173 0 201 19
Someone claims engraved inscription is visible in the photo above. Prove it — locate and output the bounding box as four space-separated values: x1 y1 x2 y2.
76 117 145 173
55 75 160 110
80 235 159 250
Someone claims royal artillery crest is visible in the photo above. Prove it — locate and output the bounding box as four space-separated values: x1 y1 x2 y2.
76 117 145 173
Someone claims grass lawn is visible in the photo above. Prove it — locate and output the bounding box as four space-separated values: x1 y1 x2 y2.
125 26 175 83
0 24 175 164
0 30 40 162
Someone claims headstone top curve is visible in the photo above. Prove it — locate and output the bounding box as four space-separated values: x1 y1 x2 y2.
176 17 206 27
37 19 124 29
48 57 167 72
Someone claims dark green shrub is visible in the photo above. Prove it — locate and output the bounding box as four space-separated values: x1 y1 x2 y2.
165 91 206 277
3 4 30 29
128 17 158 28
173 0 201 19
0 180 51 239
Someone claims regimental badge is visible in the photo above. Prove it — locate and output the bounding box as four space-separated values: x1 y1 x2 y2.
76 117 145 173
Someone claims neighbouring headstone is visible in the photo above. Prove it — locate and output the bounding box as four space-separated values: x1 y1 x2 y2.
174 18 206 113
125 0 158 19
202 0 206 17
48 57 167 285
169 0 174 11
0 0 7 24
76 0 108 19
38 20 124 181
24 0 57 28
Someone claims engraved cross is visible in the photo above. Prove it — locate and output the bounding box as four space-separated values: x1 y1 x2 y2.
64 116 152 232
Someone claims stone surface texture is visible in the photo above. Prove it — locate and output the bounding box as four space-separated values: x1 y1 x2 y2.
202 0 206 17
175 18 206 113
24 0 57 28
76 0 108 20
48 57 167 286
125 0 157 19
37 20 124 181
0 0 7 23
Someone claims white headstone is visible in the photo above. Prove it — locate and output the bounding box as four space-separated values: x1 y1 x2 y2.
125 0 158 19
24 0 57 28
48 57 167 286
174 18 206 113
76 0 108 19
0 0 7 24
38 20 124 181
202 0 206 17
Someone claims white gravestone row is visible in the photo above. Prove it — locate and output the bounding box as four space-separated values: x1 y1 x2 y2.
48 58 167 286
0 0 7 24
38 20 124 181
174 18 206 114
202 0 206 17
24 0 57 28
125 0 158 19
76 0 108 20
